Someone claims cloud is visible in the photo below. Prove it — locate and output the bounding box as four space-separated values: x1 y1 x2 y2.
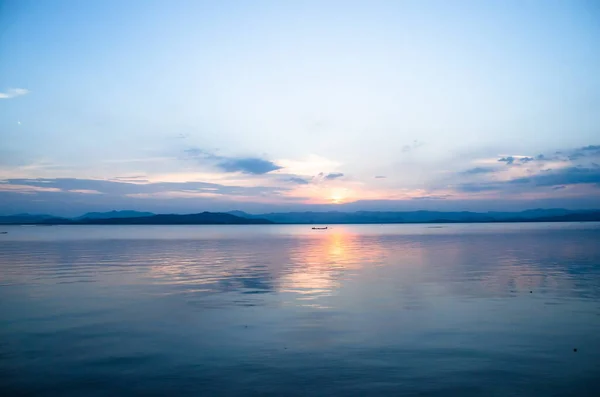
496 145 599 166
287 177 311 185
0 183 61 193
126 191 222 199
568 145 600 161
461 167 496 175
217 157 282 174
114 175 146 180
494 154 551 167
454 143 600 193
456 166 600 193
184 148 219 160
455 183 499 193
185 148 282 175
508 167 600 187
375 175 386 179
411 195 449 200
324 172 344 180
498 156 515 165
69 189 102 194
111 175 149 183
1 178 286 197
0 88 29 99
581 145 600 151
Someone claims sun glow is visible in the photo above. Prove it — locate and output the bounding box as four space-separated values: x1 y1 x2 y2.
329 188 348 204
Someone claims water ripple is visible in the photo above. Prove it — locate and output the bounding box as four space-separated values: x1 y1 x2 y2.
1 223 600 395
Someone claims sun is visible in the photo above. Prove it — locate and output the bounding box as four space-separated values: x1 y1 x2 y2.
329 189 348 204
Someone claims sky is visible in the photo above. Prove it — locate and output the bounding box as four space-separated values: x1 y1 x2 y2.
1 0 599 216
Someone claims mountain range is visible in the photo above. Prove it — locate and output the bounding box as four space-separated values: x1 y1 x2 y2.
0 212 272 225
1 209 599 225
74 210 155 220
228 208 587 224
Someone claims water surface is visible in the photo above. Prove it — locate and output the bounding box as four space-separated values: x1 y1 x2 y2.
1 223 600 396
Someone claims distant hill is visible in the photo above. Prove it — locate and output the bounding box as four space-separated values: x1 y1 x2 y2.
0 213 67 224
69 212 272 225
523 212 600 222
2 209 599 225
76 210 155 220
226 209 598 224
492 208 574 219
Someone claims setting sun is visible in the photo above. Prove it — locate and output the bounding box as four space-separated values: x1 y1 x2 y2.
329 188 349 204
330 195 344 204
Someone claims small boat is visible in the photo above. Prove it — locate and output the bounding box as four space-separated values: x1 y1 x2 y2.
311 227 328 230
0 231 7 234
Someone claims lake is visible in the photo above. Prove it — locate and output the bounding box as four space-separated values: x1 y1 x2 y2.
1 223 600 396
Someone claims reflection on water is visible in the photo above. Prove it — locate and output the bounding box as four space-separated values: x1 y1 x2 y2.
1 223 600 396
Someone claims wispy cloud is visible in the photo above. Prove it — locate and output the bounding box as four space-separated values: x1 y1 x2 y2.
217 158 282 174
0 183 61 193
287 177 311 184
324 172 344 180
0 88 29 99
461 167 496 175
185 148 282 175
498 156 516 165
411 194 449 200
1 178 287 197
455 183 499 193
508 167 600 187
456 166 600 193
452 145 600 194
69 189 103 194
111 175 149 183
568 145 600 160
495 145 600 167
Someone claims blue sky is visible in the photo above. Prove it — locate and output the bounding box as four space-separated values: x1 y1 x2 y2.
1 0 599 215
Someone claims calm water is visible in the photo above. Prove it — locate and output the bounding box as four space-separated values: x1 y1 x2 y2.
1 223 600 396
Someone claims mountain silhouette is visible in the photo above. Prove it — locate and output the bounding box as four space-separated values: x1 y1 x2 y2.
225 208 597 224
76 210 155 220
69 212 271 225
1 209 599 225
